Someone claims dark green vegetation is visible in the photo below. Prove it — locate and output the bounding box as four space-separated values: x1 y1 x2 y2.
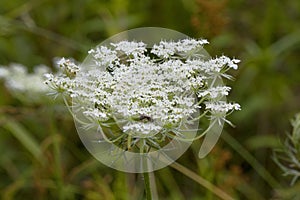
1 0 300 199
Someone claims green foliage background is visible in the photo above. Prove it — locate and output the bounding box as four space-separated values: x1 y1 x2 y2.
1 0 300 199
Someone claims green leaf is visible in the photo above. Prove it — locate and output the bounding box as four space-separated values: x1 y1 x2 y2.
246 135 281 150
2 116 43 163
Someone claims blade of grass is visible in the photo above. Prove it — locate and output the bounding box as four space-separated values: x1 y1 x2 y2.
221 131 281 189
68 159 99 181
1 164 34 200
47 108 67 200
0 15 87 52
2 116 44 163
270 30 300 56
170 162 235 200
2 179 25 200
157 168 185 200
51 132 65 200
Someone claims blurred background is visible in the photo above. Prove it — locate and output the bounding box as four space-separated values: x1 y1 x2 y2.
0 0 300 199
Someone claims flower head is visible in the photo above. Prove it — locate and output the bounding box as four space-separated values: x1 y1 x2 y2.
0 63 52 103
45 38 240 153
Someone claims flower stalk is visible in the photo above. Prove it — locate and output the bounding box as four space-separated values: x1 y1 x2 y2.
143 172 152 200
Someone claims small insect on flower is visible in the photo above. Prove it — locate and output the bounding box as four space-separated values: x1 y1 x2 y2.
139 115 153 122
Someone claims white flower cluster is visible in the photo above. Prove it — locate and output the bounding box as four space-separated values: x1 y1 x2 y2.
44 39 240 139
151 39 209 59
205 101 241 113
43 58 83 99
0 63 52 103
57 58 80 78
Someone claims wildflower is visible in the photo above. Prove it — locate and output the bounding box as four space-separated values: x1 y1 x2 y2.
45 38 239 139
0 64 52 103
198 86 231 99
45 37 240 172
205 101 241 113
57 58 80 78
111 40 147 56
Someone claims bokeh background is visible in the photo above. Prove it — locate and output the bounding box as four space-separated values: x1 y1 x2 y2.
1 0 300 199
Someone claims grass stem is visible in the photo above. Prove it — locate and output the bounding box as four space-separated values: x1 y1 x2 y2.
170 162 235 200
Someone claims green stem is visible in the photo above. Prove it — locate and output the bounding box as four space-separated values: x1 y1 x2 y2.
141 140 153 200
53 134 64 200
170 162 234 200
2 117 43 163
143 172 152 200
49 109 65 200
63 97 84 124
172 119 217 142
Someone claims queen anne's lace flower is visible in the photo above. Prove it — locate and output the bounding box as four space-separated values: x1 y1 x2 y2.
111 41 147 56
205 101 241 113
198 86 231 99
44 38 240 152
0 64 52 103
88 46 119 69
57 58 80 78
